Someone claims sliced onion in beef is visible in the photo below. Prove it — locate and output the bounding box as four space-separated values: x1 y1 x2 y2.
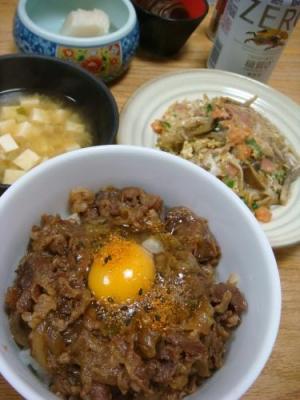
142 236 164 254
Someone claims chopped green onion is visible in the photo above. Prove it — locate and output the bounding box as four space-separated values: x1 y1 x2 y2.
252 201 259 210
206 103 213 115
17 106 27 115
224 178 235 188
245 138 262 158
161 121 171 129
274 169 286 184
245 138 256 146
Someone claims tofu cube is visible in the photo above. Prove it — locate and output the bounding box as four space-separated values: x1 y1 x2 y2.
30 108 49 123
42 124 55 135
65 121 85 133
60 8 110 37
0 134 19 152
20 96 40 107
0 148 5 160
1 106 19 119
0 119 16 134
13 149 40 171
52 109 69 124
15 121 33 137
3 169 25 185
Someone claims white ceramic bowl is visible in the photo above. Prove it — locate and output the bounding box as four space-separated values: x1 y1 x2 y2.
0 145 281 400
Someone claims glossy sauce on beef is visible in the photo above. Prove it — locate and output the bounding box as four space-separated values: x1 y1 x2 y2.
5 186 246 400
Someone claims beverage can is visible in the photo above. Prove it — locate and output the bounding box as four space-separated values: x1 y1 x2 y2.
207 0 300 82
206 0 228 40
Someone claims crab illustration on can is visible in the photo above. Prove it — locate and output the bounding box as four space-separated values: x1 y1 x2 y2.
244 28 289 50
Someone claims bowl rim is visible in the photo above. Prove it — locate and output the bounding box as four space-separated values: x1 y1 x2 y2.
0 145 281 400
17 0 137 46
0 53 119 194
131 0 209 22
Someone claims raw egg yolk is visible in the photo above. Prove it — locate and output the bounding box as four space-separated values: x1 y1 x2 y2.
88 237 155 303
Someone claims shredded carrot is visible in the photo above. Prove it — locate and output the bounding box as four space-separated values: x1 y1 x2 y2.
255 206 272 223
227 126 251 145
235 144 252 161
211 107 230 120
151 120 163 134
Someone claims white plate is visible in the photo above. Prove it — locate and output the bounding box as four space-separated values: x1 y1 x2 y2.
118 69 300 248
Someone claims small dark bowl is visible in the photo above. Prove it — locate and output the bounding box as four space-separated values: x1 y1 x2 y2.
132 0 209 56
0 54 119 195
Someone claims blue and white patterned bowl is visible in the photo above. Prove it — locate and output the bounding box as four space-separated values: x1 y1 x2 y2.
14 0 139 82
